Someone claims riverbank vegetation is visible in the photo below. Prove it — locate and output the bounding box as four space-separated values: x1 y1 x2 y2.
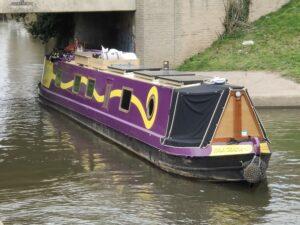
28 14 74 45
15 13 74 47
179 0 300 80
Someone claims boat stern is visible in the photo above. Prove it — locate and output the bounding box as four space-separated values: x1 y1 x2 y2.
209 140 271 183
208 88 271 183
161 85 271 183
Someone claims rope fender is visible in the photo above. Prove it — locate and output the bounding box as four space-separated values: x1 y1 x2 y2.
242 137 267 183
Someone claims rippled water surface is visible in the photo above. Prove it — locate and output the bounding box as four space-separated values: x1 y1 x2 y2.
0 22 299 225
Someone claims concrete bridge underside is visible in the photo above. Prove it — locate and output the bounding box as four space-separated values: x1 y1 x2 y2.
0 0 136 13
0 0 289 68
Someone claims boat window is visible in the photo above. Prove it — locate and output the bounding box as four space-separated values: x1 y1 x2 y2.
55 70 62 87
73 75 81 94
103 81 112 109
120 88 132 112
147 96 155 119
86 79 95 98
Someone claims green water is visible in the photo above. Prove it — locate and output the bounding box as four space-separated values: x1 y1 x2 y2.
0 21 299 225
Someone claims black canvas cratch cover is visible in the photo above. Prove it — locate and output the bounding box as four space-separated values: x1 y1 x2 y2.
163 84 232 148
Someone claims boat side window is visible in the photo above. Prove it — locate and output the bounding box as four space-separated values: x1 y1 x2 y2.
73 75 81 94
86 79 95 98
55 70 62 87
119 88 132 112
147 96 155 119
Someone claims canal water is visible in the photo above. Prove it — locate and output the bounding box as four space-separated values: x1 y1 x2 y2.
0 21 299 225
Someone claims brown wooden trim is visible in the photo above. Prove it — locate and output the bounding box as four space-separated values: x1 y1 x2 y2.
210 91 231 142
212 90 261 144
234 93 242 137
213 137 232 143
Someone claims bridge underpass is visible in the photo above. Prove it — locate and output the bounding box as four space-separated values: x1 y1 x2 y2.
1 0 136 54
1 0 288 67
0 0 136 13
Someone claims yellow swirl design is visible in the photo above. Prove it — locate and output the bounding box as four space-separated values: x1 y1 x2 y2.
41 59 159 129
93 89 105 102
107 87 158 129
81 76 88 86
132 86 158 129
60 80 74 89
42 60 55 88
110 89 122 99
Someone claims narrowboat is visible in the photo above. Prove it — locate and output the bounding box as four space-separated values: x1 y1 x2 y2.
38 50 271 184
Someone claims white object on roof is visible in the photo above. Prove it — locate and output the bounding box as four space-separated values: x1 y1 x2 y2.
101 46 137 60
210 77 227 85
242 40 255 46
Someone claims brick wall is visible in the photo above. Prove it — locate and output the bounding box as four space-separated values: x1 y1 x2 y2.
173 0 225 66
135 0 175 67
135 0 289 67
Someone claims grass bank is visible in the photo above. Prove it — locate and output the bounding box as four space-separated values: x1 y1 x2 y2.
179 0 300 80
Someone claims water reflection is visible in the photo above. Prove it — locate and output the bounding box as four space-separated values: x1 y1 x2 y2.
1 108 272 224
0 21 299 225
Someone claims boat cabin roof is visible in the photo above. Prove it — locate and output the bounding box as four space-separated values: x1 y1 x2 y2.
108 65 161 73
153 74 207 85
134 70 195 77
65 58 224 88
105 64 210 86
65 51 221 88
133 70 210 85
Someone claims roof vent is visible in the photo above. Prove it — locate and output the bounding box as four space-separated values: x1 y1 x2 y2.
163 61 169 70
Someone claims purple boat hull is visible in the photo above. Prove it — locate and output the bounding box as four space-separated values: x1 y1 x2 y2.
38 59 271 182
38 91 270 181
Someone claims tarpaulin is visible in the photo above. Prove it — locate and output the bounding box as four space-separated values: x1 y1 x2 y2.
163 84 231 147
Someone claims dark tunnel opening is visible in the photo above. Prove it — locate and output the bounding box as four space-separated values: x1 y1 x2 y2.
73 12 135 52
